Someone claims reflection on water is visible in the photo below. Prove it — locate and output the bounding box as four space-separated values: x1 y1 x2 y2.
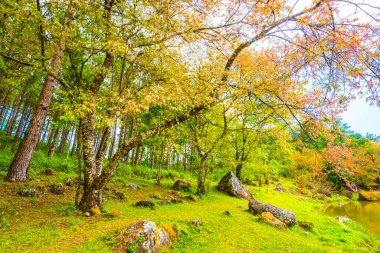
326 201 380 237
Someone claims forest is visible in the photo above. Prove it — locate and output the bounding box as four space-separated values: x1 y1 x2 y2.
0 0 380 252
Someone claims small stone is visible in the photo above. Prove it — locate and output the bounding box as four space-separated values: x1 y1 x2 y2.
170 199 183 204
105 210 121 218
84 212 91 217
65 178 75 187
172 180 191 192
135 200 156 210
50 183 64 195
298 221 314 230
183 195 198 202
274 185 286 192
127 183 139 190
191 219 202 226
114 191 126 200
44 169 54 176
18 188 39 197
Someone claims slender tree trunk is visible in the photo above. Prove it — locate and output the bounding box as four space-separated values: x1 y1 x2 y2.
48 127 61 157
75 123 83 206
58 125 71 156
151 146 156 169
11 99 30 152
95 126 111 174
6 40 67 181
0 89 11 126
156 142 165 184
197 157 207 195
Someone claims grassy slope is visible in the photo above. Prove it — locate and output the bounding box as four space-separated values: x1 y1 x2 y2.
0 170 379 253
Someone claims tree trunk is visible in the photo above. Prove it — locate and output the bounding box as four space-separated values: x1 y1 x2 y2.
156 142 165 184
11 98 30 152
197 157 207 195
6 40 67 181
48 127 61 157
58 125 70 156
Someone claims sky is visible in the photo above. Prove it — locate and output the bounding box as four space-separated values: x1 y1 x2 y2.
340 99 380 136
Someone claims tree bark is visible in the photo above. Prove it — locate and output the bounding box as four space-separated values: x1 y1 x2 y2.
58 125 71 156
6 42 67 181
48 126 61 157
11 97 30 152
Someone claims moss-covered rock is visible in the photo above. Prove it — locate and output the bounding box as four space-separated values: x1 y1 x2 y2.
217 172 253 200
260 212 287 230
249 199 296 227
358 190 380 201
118 221 175 253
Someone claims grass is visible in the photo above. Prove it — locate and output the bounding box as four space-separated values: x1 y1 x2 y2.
0 168 379 253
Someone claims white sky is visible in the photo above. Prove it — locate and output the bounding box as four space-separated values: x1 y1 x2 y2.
341 99 380 135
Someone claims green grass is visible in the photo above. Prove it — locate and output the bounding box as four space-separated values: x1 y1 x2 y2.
0 171 379 253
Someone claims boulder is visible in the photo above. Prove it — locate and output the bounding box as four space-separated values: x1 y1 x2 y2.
50 183 64 195
18 188 39 197
118 221 175 252
260 212 287 230
358 190 380 201
135 200 156 210
248 200 296 227
217 172 253 200
172 180 190 192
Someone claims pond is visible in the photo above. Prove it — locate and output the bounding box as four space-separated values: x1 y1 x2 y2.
325 201 380 238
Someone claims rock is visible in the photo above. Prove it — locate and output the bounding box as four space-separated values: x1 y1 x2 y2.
338 216 352 231
18 188 39 197
338 216 352 224
118 221 175 253
135 200 156 210
105 186 118 191
84 212 91 217
44 169 54 176
298 221 314 230
248 199 296 227
170 199 183 204
65 178 75 187
90 206 101 216
317 186 331 197
105 210 122 218
172 180 190 192
358 190 380 201
217 172 253 200
127 183 139 190
274 185 286 192
50 183 64 195
158 200 171 205
114 191 126 200
260 212 287 230
191 219 202 226
183 195 198 202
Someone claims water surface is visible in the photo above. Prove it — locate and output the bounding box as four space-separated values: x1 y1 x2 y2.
325 201 380 237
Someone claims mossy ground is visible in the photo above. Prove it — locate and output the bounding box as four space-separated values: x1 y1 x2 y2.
0 168 379 253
